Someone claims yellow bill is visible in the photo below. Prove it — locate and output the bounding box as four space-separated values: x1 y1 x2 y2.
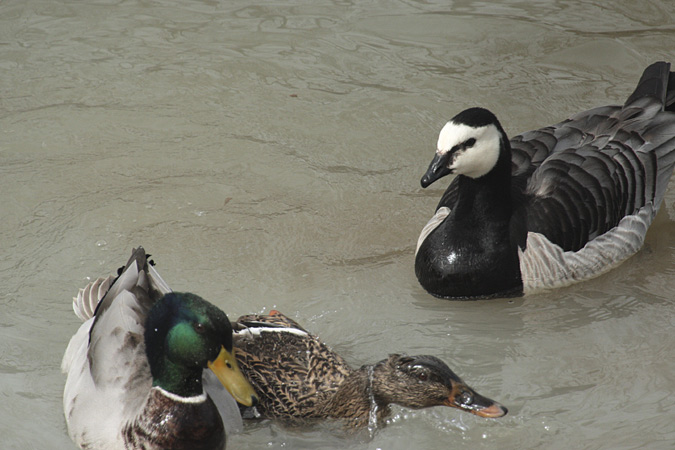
207 346 258 407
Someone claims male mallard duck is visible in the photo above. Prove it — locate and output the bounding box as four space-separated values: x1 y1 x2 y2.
61 247 258 450
416 61 675 299
232 310 507 429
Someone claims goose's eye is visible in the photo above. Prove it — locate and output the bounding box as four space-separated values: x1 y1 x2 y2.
459 392 473 405
193 322 206 334
465 138 476 148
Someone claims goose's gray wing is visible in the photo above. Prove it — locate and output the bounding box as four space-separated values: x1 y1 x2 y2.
522 62 675 252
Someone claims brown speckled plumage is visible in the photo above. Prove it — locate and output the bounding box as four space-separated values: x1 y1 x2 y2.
233 311 507 429
234 313 351 420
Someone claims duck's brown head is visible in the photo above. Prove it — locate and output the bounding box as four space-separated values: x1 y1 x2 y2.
371 354 507 418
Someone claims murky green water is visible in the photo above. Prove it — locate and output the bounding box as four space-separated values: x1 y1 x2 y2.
1 0 674 448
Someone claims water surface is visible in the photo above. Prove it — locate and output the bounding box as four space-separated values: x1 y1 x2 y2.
1 0 674 448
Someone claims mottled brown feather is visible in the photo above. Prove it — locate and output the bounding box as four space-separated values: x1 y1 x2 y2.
233 311 507 429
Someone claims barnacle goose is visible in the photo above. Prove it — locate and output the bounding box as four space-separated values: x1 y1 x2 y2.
415 61 675 299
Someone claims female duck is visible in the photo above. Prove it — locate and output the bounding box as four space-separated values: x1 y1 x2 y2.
62 247 257 450
416 61 675 299
233 310 507 429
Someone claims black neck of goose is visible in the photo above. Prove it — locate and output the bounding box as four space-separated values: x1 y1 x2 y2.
454 135 512 220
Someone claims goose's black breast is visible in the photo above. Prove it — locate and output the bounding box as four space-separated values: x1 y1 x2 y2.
415 210 523 299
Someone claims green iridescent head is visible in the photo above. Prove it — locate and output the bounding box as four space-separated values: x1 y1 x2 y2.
144 292 256 405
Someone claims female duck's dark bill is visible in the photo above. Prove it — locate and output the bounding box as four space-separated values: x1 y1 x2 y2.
447 389 508 418
469 402 508 418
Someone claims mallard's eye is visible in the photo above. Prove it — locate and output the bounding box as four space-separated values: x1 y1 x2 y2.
465 138 476 148
193 322 206 334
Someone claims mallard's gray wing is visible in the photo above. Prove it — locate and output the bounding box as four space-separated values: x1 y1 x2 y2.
62 248 161 447
86 249 159 386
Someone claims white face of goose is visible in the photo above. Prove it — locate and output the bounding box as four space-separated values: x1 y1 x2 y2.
437 121 501 179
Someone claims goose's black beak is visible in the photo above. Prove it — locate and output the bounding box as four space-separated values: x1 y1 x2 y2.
421 152 453 188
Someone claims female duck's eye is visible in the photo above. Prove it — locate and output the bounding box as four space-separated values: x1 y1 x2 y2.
465 138 476 148
459 392 473 405
417 371 429 382
193 322 206 334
